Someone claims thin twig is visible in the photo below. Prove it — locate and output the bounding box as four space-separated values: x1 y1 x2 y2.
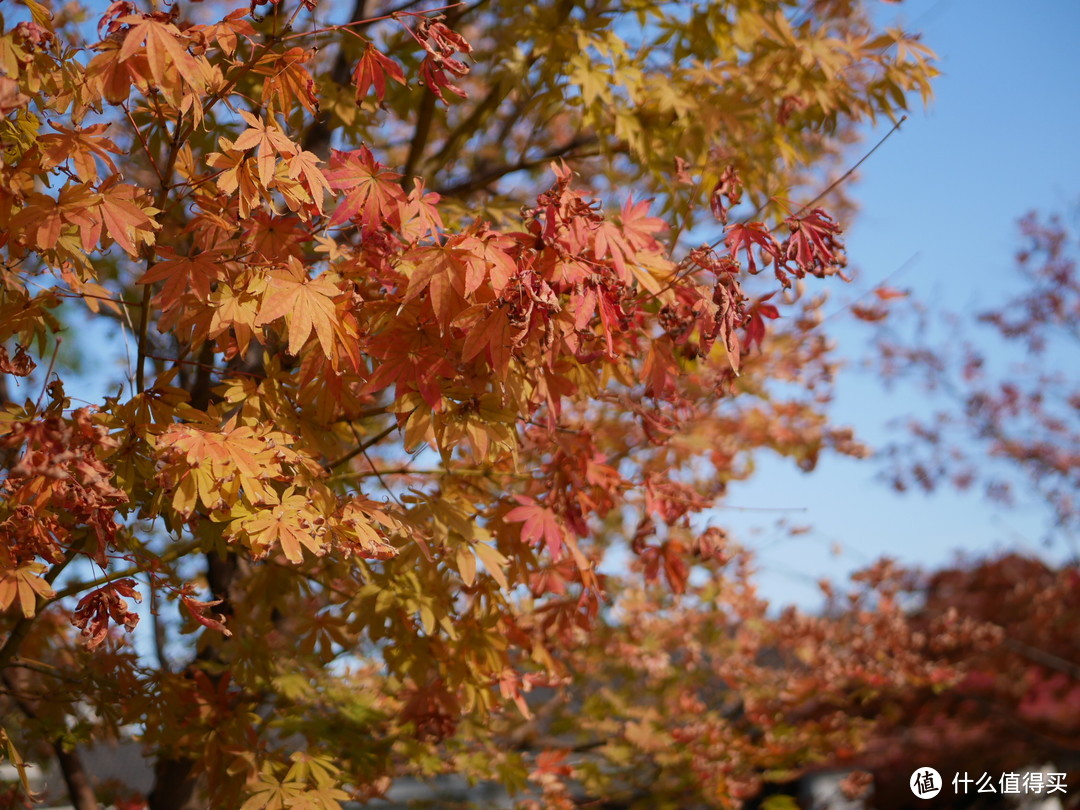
46 540 201 605
144 353 267 380
325 421 398 471
136 105 187 393
799 115 908 215
331 466 531 481
280 1 463 42
34 337 62 410
716 504 809 513
708 114 909 251
123 103 166 185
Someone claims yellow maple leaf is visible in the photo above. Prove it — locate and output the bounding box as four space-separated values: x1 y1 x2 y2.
241 489 323 563
0 562 54 619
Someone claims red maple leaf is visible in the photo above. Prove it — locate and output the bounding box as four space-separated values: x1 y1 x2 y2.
725 221 779 274
415 17 473 103
325 146 407 231
783 208 844 274
180 587 232 637
745 293 780 352
72 579 141 650
352 42 406 104
505 496 567 560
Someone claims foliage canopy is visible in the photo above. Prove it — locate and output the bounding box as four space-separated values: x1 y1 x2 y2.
0 0 943 807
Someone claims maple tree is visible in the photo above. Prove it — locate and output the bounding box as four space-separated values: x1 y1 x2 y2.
0 0 942 807
811 554 1080 810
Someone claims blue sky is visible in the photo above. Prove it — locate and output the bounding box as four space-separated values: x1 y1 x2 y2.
735 0 1080 607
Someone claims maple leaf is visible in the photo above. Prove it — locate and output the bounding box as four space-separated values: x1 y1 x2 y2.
419 52 470 103
457 305 513 378
205 137 262 218
330 498 399 561
97 181 161 257
72 579 141 650
593 219 636 284
256 47 319 115
783 208 844 276
180 590 232 637
875 286 908 300
0 345 36 377
254 260 341 358
453 227 517 295
232 111 299 188
0 76 30 115
324 146 406 231
209 280 260 357
138 249 224 308
641 540 689 594
191 9 254 56
505 496 567 560
725 221 780 275
618 196 667 251
400 177 444 242
401 244 468 330
285 150 331 216
745 294 780 352
352 41 406 104
11 184 101 255
851 303 889 322
0 562 54 619
415 17 473 103
115 14 207 107
157 421 280 514
710 165 743 224
39 122 123 184
241 488 324 563
532 749 573 779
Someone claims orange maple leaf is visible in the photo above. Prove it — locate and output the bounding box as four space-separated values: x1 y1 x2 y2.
116 14 206 107
285 150 331 216
254 260 341 357
138 249 224 308
40 122 123 184
232 111 299 188
97 182 160 257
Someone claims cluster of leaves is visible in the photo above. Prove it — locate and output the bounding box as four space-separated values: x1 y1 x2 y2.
0 0 945 807
814 554 1080 810
500 554 1001 810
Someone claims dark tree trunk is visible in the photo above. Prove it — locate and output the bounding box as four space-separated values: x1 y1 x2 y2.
52 743 101 810
147 757 201 810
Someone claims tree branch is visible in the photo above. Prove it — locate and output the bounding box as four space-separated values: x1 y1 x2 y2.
434 133 599 197
403 90 437 184
424 78 508 177
2 669 100 810
324 421 398 471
